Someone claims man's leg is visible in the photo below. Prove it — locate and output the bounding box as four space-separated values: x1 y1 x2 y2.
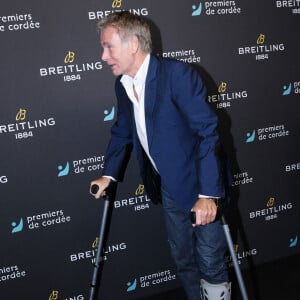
161 184 201 300
161 184 230 300
194 218 231 299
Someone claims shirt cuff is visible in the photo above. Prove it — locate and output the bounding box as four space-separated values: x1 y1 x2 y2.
103 175 117 182
198 194 220 199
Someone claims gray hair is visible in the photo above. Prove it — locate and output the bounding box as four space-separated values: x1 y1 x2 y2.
97 11 152 53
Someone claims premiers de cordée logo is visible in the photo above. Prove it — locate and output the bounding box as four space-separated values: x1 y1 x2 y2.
0 13 40 32
282 80 300 95
191 0 242 16
11 209 71 233
162 49 201 64
126 269 176 292
57 155 106 177
246 123 290 143
0 265 26 283
231 171 254 186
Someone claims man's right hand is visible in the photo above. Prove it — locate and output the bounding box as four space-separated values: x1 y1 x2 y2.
90 177 112 199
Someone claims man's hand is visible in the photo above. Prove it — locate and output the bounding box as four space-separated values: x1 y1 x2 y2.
191 198 217 226
90 177 111 199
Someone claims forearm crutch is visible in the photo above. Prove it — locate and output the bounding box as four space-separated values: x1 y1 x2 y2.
89 183 114 300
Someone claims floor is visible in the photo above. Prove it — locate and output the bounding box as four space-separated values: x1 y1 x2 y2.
140 253 300 299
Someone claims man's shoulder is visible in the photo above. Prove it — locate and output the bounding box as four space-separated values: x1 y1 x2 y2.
151 54 192 75
152 54 186 66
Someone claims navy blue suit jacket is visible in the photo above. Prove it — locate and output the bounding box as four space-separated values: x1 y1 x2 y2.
103 55 227 212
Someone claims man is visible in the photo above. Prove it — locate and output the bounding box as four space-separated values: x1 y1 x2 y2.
90 11 231 300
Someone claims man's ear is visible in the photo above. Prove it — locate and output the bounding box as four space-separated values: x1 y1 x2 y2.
130 35 139 53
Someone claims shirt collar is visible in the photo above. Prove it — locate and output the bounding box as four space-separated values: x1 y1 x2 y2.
120 54 150 88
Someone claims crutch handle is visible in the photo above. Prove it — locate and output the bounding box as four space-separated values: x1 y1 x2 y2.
91 184 99 194
91 183 114 199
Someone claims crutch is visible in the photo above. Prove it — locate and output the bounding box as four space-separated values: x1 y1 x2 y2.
89 183 114 300
191 207 249 300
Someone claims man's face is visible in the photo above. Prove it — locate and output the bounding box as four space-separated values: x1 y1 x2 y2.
100 26 135 77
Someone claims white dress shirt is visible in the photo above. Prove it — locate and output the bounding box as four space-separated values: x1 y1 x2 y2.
120 54 158 171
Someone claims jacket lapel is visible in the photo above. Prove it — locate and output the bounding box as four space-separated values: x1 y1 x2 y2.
144 55 159 151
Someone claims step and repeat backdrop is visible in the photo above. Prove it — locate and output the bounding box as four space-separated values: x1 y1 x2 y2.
1 0 299 299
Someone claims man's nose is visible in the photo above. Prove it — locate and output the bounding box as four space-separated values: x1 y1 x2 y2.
101 49 108 61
